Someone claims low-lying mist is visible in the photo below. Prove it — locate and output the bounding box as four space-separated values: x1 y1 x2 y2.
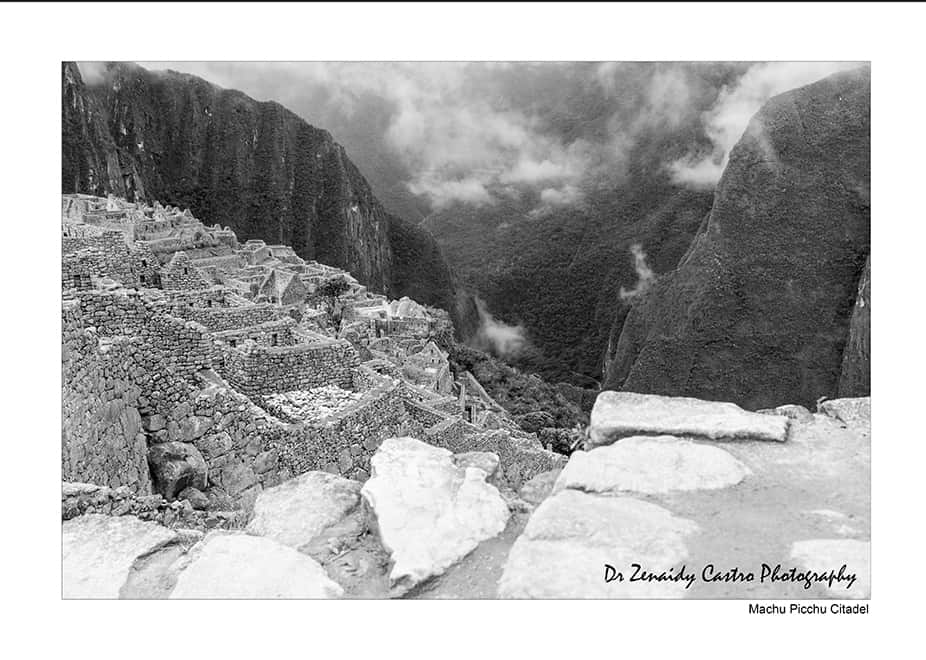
469 297 527 359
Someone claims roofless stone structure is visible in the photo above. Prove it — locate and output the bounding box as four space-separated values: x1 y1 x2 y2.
61 194 565 520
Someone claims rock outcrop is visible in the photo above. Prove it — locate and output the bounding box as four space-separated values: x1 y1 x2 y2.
360 437 510 591
61 62 463 325
169 532 343 598
147 442 208 499
63 514 179 598
554 435 750 495
838 255 870 397
588 391 789 447
818 396 871 428
789 539 870 599
499 490 698 598
245 471 364 553
605 67 870 410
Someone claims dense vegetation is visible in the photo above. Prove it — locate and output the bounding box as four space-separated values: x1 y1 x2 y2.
413 63 747 384
441 340 590 431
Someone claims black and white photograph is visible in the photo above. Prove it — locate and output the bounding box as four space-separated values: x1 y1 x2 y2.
58 56 872 601
5 0 924 654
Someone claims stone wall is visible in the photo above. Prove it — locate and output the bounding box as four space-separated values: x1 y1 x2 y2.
63 290 215 496
219 340 360 396
62 304 151 494
62 482 246 531
211 319 297 348
404 399 449 428
423 422 567 489
161 253 212 290
146 315 214 379
274 372 414 482
430 396 462 415
61 288 367 510
174 303 284 333
62 231 157 291
376 317 432 338
156 287 233 310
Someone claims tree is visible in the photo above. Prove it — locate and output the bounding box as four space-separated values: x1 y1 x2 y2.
317 274 351 325
317 274 351 300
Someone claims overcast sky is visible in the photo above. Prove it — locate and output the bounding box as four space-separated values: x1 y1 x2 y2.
122 61 861 211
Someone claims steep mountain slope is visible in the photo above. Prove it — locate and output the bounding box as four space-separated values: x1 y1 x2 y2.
604 67 870 410
61 61 464 323
838 254 870 398
429 185 713 385
421 63 747 383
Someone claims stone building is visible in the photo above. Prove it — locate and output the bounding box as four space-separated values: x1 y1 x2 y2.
161 251 211 290
61 194 565 516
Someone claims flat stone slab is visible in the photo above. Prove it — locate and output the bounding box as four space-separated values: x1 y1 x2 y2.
818 397 870 427
499 490 698 598
361 436 510 591
170 532 344 598
554 436 751 495
246 471 363 551
63 514 179 599
789 539 870 599
589 391 789 447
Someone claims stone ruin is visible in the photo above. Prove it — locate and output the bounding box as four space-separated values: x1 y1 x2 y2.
61 194 565 521
60 194 870 600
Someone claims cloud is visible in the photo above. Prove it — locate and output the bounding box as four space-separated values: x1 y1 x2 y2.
539 184 581 206
131 61 863 209
136 61 593 210
76 61 107 86
669 62 862 188
619 243 655 300
408 176 492 209
471 297 527 357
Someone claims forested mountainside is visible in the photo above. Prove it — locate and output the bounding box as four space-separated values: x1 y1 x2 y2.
61 61 467 328
420 63 750 383
604 67 871 410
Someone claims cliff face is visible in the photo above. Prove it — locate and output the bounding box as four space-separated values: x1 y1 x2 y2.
838 254 870 398
61 62 461 318
604 67 870 410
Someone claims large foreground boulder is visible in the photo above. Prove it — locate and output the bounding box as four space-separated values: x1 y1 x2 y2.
63 514 179 598
147 442 207 500
360 437 510 591
246 471 364 553
170 532 343 598
555 435 750 495
499 490 698 598
789 539 870 599
588 391 789 448
605 67 870 410
818 397 871 427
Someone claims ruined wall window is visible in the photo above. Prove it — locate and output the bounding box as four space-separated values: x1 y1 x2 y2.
141 259 147 267
271 333 278 346
139 275 146 285
229 339 236 348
